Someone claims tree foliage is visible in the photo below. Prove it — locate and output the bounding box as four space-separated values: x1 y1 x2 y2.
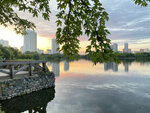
0 0 149 63
0 44 40 60
134 0 150 6
0 44 20 60
0 0 50 34
56 0 116 63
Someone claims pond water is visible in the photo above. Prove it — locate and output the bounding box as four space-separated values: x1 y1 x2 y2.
1 59 150 113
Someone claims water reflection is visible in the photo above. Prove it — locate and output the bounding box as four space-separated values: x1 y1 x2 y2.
0 60 150 113
104 62 118 72
47 62 60 77
47 60 70 77
123 63 129 72
0 88 55 113
64 60 69 71
104 62 130 72
45 59 150 113
47 60 150 77
52 62 60 77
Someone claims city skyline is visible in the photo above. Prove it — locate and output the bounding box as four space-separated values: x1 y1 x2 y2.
111 42 150 53
21 31 59 54
0 0 150 53
0 37 150 54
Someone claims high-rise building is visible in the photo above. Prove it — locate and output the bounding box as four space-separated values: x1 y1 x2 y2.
140 49 144 53
133 51 139 54
51 38 59 54
128 49 132 53
112 43 118 52
123 43 129 53
23 30 37 53
144 48 150 53
0 39 9 47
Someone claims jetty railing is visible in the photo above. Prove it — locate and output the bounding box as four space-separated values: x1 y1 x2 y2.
0 61 49 79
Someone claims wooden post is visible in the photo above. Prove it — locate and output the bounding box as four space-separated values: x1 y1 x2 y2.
42 63 46 72
29 109 32 113
29 64 32 76
10 65 14 79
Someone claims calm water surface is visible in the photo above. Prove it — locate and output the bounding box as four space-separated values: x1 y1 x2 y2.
1 60 150 113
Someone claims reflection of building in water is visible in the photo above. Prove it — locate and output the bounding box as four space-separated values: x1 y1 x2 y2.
52 62 60 77
64 60 69 71
104 62 118 72
124 63 129 72
112 63 118 72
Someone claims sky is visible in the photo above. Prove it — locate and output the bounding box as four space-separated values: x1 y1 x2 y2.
0 0 150 52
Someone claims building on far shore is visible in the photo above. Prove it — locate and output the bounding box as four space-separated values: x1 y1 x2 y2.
37 49 44 54
46 49 51 54
51 38 59 54
0 39 9 47
22 30 37 53
144 48 150 53
140 49 144 53
118 51 123 53
20 46 23 52
128 49 132 53
123 43 128 53
122 43 132 53
111 43 118 52
133 51 139 54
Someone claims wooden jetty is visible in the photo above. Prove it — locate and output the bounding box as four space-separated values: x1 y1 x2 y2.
0 61 55 100
0 61 49 79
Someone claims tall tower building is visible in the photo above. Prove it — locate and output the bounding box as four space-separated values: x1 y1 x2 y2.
23 30 37 53
51 38 59 54
112 43 118 52
123 43 128 53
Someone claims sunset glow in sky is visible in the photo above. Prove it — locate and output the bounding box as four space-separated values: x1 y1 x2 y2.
0 0 150 53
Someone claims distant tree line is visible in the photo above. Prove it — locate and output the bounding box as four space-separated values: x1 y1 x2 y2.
0 44 64 61
0 44 41 60
0 44 149 61
79 52 150 62
115 52 150 59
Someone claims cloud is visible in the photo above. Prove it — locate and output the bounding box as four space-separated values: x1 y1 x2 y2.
14 0 150 43
101 0 150 45
13 0 58 39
